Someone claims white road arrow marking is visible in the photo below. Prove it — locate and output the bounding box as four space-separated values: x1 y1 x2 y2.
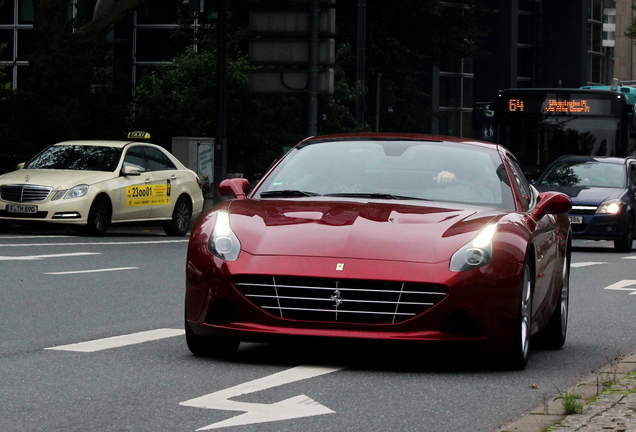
570 261 607 268
180 365 345 430
604 280 636 295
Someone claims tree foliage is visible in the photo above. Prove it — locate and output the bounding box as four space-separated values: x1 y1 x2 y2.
0 0 489 176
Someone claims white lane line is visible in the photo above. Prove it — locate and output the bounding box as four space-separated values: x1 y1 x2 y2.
0 252 101 261
0 239 188 247
46 328 184 352
622 256 636 260
571 262 607 268
44 267 138 275
180 365 345 431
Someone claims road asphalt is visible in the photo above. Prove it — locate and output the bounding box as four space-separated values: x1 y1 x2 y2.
496 352 636 432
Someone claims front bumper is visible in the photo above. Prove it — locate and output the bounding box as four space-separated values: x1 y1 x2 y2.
568 211 628 241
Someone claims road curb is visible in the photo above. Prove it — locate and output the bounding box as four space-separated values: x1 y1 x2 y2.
496 352 636 432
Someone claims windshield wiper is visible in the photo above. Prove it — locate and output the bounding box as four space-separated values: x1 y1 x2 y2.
324 193 428 201
259 190 321 198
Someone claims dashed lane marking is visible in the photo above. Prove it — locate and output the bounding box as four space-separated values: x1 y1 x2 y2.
45 328 184 352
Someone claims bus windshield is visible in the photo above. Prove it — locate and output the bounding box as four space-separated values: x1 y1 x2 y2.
491 88 635 179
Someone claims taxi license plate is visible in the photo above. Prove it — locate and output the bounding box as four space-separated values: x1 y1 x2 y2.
568 216 583 224
6 204 38 214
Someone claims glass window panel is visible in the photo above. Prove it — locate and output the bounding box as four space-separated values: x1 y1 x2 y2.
518 13 536 45
0 0 15 24
462 111 472 137
18 0 33 24
0 30 14 61
518 0 539 13
135 28 184 62
438 110 461 136
517 46 535 78
439 75 461 108
16 28 32 60
136 2 180 24
462 77 473 107
16 63 30 87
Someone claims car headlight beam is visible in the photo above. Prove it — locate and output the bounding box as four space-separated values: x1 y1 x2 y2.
596 199 622 214
209 210 241 261
450 223 497 272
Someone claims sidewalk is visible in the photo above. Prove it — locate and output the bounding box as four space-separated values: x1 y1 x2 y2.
497 352 636 432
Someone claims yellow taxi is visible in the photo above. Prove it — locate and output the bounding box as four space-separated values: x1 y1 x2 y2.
0 133 205 236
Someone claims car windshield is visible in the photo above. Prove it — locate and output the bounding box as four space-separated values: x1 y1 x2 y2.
255 139 516 209
540 161 626 188
25 145 123 172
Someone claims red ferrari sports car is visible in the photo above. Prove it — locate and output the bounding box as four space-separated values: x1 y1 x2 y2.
185 133 572 369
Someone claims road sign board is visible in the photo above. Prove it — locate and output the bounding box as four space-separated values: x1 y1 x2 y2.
249 68 334 94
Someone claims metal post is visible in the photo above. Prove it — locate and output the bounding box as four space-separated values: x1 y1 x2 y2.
306 0 320 137
355 0 366 126
214 0 228 204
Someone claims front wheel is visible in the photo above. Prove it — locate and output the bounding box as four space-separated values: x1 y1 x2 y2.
614 215 633 253
84 196 111 236
165 196 192 236
503 261 533 370
536 249 569 349
185 320 240 358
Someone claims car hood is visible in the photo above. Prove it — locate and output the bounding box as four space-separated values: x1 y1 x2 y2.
537 185 623 205
227 199 503 264
0 169 114 189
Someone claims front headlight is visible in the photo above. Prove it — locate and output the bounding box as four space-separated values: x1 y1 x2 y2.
596 199 622 214
51 184 89 201
208 210 241 261
449 223 498 272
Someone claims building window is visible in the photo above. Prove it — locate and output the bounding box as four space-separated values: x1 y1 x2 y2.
588 0 615 85
0 0 33 89
517 1 540 86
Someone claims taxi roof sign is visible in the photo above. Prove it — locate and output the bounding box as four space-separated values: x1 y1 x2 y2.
127 131 151 140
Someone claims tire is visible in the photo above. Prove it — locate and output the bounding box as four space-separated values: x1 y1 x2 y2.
0 220 11 234
84 196 111 236
504 261 533 370
164 196 192 236
185 320 240 358
536 249 569 349
614 215 633 253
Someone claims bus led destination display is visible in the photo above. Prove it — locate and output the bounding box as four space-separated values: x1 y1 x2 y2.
504 95 612 116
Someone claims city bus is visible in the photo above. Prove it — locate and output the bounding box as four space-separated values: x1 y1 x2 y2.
484 88 636 179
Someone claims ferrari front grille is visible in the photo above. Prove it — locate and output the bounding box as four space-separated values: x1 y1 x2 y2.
233 275 448 324
1 185 52 203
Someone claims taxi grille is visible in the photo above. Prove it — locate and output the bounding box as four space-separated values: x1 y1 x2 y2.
233 275 447 324
1 185 52 203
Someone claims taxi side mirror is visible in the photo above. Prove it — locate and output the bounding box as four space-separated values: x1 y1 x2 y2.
17 163 25 170
122 165 142 176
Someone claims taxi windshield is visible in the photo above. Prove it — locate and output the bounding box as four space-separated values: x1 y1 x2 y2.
25 145 123 172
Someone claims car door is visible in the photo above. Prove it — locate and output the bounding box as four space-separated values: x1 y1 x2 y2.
143 146 180 219
113 145 154 221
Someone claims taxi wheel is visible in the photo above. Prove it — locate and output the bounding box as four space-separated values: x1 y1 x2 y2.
85 196 111 236
165 196 192 236
0 220 11 234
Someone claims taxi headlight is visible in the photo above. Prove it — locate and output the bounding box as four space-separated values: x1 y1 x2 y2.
596 200 622 214
450 223 497 272
64 185 89 200
208 210 241 261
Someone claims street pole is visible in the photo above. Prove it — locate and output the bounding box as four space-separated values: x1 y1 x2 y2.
355 0 366 127
214 0 228 204
306 0 320 137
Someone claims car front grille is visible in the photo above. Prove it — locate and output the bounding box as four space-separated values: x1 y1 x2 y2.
1 185 52 203
233 275 448 324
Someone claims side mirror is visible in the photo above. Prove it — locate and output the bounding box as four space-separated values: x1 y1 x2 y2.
122 165 142 176
531 191 572 220
17 163 25 170
219 178 250 199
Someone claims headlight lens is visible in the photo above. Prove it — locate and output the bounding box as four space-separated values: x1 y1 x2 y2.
449 223 498 272
64 185 89 200
209 210 241 261
596 200 622 214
